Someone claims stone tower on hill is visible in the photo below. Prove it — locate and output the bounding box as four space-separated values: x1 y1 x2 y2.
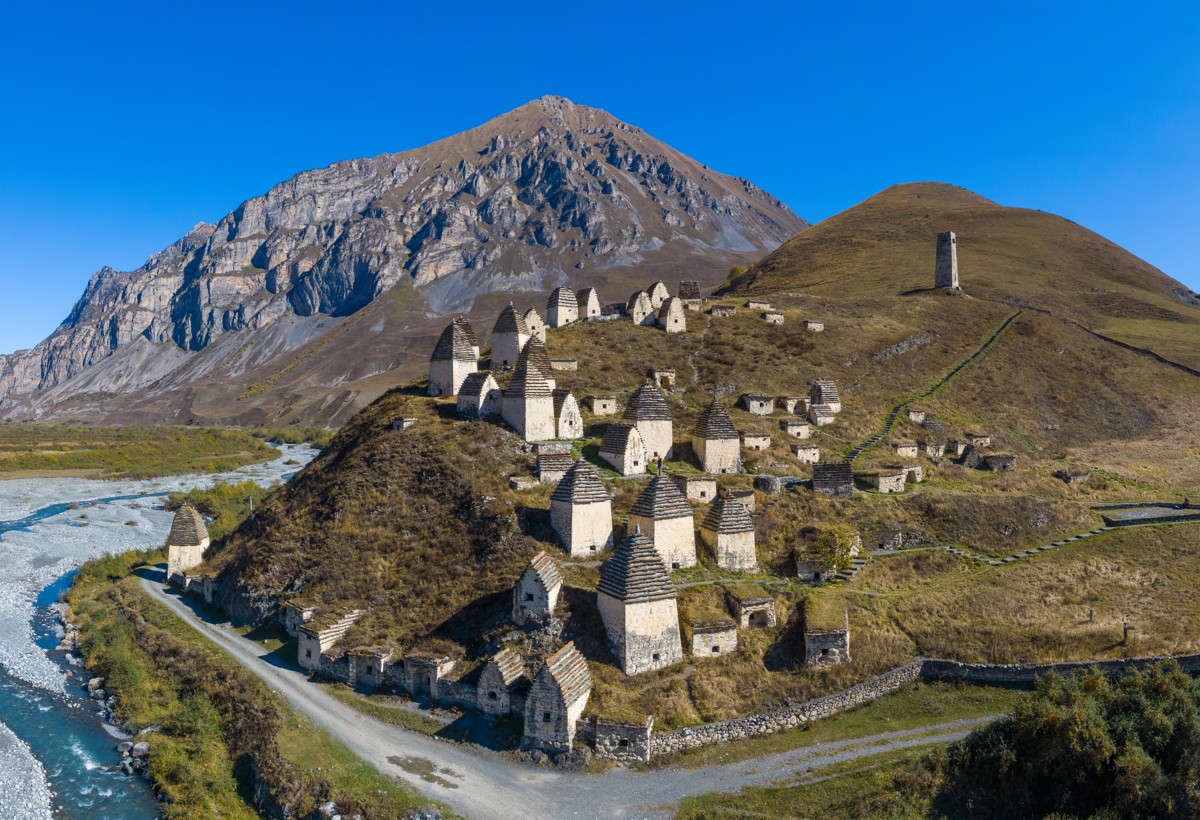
626 471 697 570
519 336 556 391
547 286 579 328
453 317 480 360
935 231 959 289
166 505 210 585
512 550 563 625
491 304 531 368
427 322 478 397
692 400 741 474
522 641 592 753
501 351 555 442
622 382 674 462
700 491 758 572
597 528 683 675
550 460 614 556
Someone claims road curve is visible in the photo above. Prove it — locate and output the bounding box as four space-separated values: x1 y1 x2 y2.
140 569 991 818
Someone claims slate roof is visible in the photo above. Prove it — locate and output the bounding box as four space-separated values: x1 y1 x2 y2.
552 388 576 417
811 379 840 403
701 493 755 534
692 400 739 440
551 460 610 504
519 336 553 376
453 317 478 348
678 281 701 300
623 383 672 422
627 290 651 312
599 422 641 455
537 452 574 476
487 647 526 688
629 473 693 520
658 297 684 319
813 461 854 482
548 286 576 310
523 308 545 328
541 641 592 705
504 359 552 398
576 288 598 309
597 529 677 603
167 505 208 547
648 281 669 297
459 371 497 397
430 323 476 362
527 550 563 592
492 304 529 335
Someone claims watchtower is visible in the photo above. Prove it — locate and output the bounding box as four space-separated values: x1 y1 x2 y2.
935 231 959 289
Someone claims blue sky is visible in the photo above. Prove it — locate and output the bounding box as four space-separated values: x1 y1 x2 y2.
0 0 1196 354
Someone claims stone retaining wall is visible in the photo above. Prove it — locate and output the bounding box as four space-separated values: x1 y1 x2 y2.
922 653 1200 684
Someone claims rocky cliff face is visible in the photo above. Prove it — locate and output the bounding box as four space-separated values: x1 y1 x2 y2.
0 96 805 422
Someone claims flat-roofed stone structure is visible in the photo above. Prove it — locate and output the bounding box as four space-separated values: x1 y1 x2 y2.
677 281 703 311
808 405 837 426
491 304 531 368
298 609 364 672
550 358 577 371
1054 469 1091 485
673 474 718 502
552 389 583 439
627 472 697 570
693 400 741 474
647 368 676 391
793 444 821 464
966 432 991 448
623 382 674 462
399 653 456 699
984 453 1017 472
741 394 775 415
689 621 738 658
746 299 774 310
577 287 601 319
523 308 547 343
522 642 592 753
281 601 316 637
550 460 614 556
599 423 647 476
935 230 959 289
762 311 784 325
457 371 501 419
710 305 736 317
502 348 556 442
627 290 654 326
922 439 946 458
892 441 919 459
547 286 579 328
803 599 851 666
478 647 526 716
960 444 982 469
902 463 924 483
741 433 771 451
657 297 686 334
348 646 393 690
812 461 853 497
802 320 824 332
597 529 683 675
725 587 776 628
587 395 619 416
592 716 654 763
948 440 968 458
809 379 841 413
428 322 478 397
536 452 574 484
906 407 926 423
781 419 812 438
512 551 563 625
391 416 418 430
700 491 758 572
795 552 838 583
166 505 211 586
647 280 670 309
864 468 907 493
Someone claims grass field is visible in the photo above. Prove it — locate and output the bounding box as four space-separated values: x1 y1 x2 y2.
0 424 276 478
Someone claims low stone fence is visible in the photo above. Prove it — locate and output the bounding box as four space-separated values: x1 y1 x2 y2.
922 653 1200 685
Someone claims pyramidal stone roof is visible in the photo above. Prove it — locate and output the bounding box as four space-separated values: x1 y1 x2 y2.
541 641 592 705
629 472 693 520
693 400 739 440
576 287 598 307
488 647 526 688
459 371 496 396
552 387 575 417
548 286 577 309
527 550 563 591
537 452 574 473
623 383 672 422
453 317 479 348
431 322 476 362
627 290 651 311
678 281 701 300
505 359 552 398
167 505 208 547
701 493 755 534
551 459 610 504
519 336 553 376
599 422 641 454
493 304 529 335
597 528 677 603
658 297 684 319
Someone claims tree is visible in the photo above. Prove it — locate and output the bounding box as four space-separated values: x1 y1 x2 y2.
809 525 858 574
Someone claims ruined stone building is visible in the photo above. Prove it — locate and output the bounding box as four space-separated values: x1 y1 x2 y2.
536 452 574 483
692 400 742 474
906 407 926 423
746 299 774 310
802 320 824 332
599 423 647 476
627 472 697 570
656 297 687 334
966 432 991 448
297 609 364 673
809 405 836 426
711 305 736 317
892 441 919 459
689 621 738 658
478 647 526 716
550 460 614 556
501 351 556 442
673 474 718 502
597 529 684 674
864 468 907 493
960 444 982 469
453 317 480 360
647 280 670 309
725 587 776 628
627 290 654 326
902 464 924 483
809 379 841 414
456 371 502 418
780 419 812 439
780 397 809 415
802 600 850 666
522 642 592 753
550 358 577 372
347 647 393 690
577 287 601 319
922 439 946 459
677 280 703 311
741 433 771 451
281 601 316 637
763 311 784 325
812 461 854 497
700 491 758 572
935 231 959 289
427 322 478 397
985 454 1017 472
512 551 563 625
587 395 619 416
552 389 583 439
166 505 211 586
623 382 674 461
648 368 675 390
793 444 821 464
523 308 547 343
491 304 531 368
548 286 579 328
742 394 775 415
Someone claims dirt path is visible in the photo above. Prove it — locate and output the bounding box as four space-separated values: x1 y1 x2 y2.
140 569 993 818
